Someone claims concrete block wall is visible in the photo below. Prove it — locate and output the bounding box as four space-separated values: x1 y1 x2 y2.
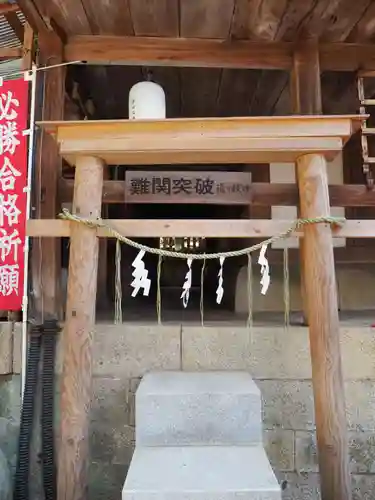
1 323 375 499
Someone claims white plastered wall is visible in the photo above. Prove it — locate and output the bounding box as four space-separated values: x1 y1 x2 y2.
270 153 346 249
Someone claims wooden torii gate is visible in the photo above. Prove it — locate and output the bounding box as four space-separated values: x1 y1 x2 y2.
30 112 367 500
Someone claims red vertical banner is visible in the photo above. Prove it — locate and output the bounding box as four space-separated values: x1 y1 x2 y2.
0 77 29 310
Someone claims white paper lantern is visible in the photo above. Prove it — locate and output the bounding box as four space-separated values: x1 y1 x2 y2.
128 81 166 120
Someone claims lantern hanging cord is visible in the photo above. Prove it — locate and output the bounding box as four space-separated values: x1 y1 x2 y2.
59 209 345 260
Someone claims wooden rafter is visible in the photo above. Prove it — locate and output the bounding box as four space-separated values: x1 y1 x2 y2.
17 0 48 33
4 11 24 43
17 0 62 45
64 35 375 72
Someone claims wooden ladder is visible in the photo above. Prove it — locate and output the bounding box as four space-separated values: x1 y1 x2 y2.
357 71 375 189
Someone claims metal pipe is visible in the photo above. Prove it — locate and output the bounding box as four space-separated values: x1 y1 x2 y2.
21 64 37 400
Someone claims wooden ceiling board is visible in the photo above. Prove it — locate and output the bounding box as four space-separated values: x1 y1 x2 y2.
226 0 290 118
128 0 179 117
27 0 375 120
263 0 374 115
80 0 133 35
179 0 235 118
49 0 91 34
180 0 235 39
319 0 372 42
297 0 347 39
32 0 92 34
266 0 334 115
230 0 256 39
25 0 375 43
245 0 293 116
259 0 322 115
347 1 375 42
274 0 316 41
231 0 289 41
292 0 372 42
218 0 267 118
129 0 179 37
248 0 290 41
76 0 134 121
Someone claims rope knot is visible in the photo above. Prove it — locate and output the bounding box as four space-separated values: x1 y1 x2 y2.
59 208 103 230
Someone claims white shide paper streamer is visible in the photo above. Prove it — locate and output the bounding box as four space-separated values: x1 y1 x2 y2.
258 245 270 295
181 258 193 308
216 256 225 304
131 250 151 297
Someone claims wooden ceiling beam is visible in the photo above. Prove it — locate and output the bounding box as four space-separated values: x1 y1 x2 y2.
64 35 292 69
58 179 375 207
38 115 362 166
26 218 375 239
64 35 375 72
17 0 49 33
17 0 62 45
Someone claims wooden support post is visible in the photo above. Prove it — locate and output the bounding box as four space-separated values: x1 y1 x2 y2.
58 156 104 500
290 41 322 115
97 220 108 308
21 22 33 71
97 168 109 309
32 34 65 320
297 153 352 500
290 40 322 325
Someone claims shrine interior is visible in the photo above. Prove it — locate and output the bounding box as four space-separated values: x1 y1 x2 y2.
57 64 375 323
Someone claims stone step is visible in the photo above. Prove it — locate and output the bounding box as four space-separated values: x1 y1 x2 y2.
136 371 262 446
122 445 281 500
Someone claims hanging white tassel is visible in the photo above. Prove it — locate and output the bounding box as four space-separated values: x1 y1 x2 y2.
130 250 151 297
258 245 270 295
181 258 192 308
216 256 225 304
